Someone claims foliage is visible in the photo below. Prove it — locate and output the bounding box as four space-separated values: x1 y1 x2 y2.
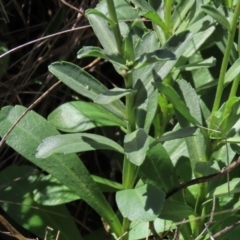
1 0 240 239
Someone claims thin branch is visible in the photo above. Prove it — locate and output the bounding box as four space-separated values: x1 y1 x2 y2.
60 0 86 17
211 220 240 239
0 25 90 59
166 157 240 199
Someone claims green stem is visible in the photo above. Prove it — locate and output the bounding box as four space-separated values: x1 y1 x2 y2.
164 0 172 30
228 75 240 99
122 72 137 189
121 72 138 239
106 0 123 55
209 1 240 129
224 0 233 8
193 182 208 237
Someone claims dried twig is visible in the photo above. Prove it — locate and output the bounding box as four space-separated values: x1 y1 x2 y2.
60 0 86 17
166 157 240 199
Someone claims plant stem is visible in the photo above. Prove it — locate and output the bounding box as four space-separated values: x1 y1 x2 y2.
209 1 240 130
164 0 172 31
193 182 208 237
121 71 138 239
106 0 123 55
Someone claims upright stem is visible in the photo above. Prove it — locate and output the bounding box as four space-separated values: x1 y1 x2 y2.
106 0 123 55
121 72 138 239
164 0 172 30
209 1 240 129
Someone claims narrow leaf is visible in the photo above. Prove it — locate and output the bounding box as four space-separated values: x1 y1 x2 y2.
49 61 126 121
77 46 127 69
225 57 240 86
36 133 124 158
144 89 158 133
124 129 149 166
48 101 126 132
155 127 198 142
154 82 200 125
132 0 168 32
33 174 123 206
214 178 240 196
0 106 122 236
133 49 176 70
94 88 134 105
86 9 118 55
201 5 230 31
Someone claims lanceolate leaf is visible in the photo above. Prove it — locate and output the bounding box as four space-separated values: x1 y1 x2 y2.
124 128 149 166
134 31 193 107
155 82 200 125
201 5 231 31
33 174 123 206
171 0 195 32
49 62 126 121
48 101 126 132
36 133 124 158
77 46 127 69
132 0 168 33
224 57 240 86
94 88 134 105
144 89 158 133
86 9 118 55
133 49 176 70
0 106 122 237
155 127 198 142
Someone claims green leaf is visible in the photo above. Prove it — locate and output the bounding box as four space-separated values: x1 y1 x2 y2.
210 97 240 139
94 88 134 105
0 105 122 237
48 101 126 132
77 46 127 69
163 124 189 166
124 129 149 166
133 49 176 70
134 31 193 107
180 53 215 91
116 184 165 221
177 56 216 71
132 0 168 33
174 80 206 169
175 79 203 124
139 140 181 199
155 127 198 142
201 5 231 31
122 28 135 64
86 9 118 54
96 0 139 21
143 89 158 133
36 133 124 158
33 174 123 206
171 0 195 32
213 178 240 196
48 61 126 121
0 165 83 240
129 218 175 240
224 57 240 86
182 26 215 58
154 82 200 125
160 199 194 221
